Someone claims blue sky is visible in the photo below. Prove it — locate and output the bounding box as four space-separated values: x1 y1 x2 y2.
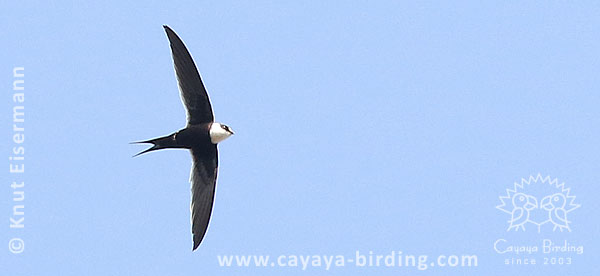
2 1 599 275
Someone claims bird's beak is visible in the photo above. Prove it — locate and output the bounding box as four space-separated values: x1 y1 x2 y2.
525 195 538 210
540 196 552 210
228 129 235 135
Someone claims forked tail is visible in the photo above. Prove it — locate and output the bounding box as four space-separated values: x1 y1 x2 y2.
131 133 179 157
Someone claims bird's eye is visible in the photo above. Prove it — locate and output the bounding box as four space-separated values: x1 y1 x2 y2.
222 125 228 130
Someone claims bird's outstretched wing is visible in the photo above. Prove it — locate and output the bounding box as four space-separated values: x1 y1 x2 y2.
189 145 218 250
163 25 214 125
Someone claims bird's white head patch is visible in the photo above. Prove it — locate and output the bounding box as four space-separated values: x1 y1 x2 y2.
209 122 234 144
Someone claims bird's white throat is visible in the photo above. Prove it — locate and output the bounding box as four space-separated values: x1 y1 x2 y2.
209 122 233 144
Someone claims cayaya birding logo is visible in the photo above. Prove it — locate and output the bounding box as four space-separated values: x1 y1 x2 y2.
496 174 580 233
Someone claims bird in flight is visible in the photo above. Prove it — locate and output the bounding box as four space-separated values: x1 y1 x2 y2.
133 25 234 251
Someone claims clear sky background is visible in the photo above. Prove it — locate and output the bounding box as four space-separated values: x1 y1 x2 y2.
2 1 599 275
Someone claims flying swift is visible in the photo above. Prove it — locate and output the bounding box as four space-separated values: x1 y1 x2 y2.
134 25 234 251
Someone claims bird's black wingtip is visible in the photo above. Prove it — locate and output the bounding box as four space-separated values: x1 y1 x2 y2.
192 236 202 251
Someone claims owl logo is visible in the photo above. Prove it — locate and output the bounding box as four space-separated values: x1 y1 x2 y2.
497 174 580 232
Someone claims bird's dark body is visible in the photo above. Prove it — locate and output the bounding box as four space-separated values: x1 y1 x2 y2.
176 124 212 148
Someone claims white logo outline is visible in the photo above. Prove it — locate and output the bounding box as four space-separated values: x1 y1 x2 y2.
496 174 580 233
